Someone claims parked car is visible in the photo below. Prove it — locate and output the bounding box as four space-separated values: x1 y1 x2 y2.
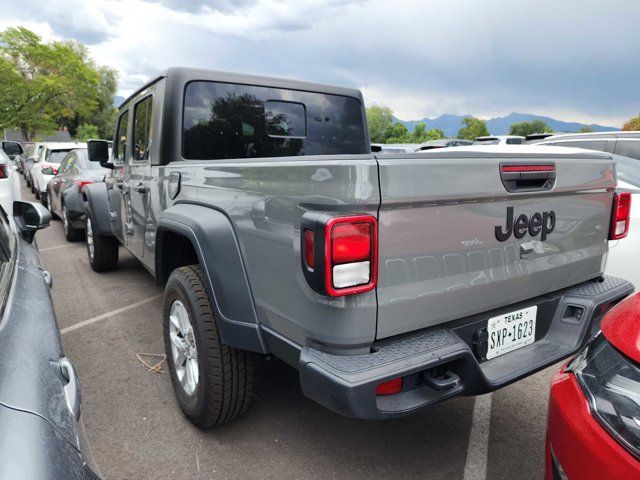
24 142 46 187
0 140 24 161
0 149 21 214
473 135 525 145
535 135 640 286
415 138 473 150
371 143 420 153
14 142 36 175
46 148 109 241
534 130 640 160
0 201 100 479
546 292 640 480
84 67 632 429
32 142 85 199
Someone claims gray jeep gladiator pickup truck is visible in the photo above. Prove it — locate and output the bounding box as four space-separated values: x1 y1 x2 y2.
84 67 633 428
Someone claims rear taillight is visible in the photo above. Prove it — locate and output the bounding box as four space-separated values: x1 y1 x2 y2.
609 192 631 240
75 180 94 191
0 165 7 179
301 214 377 297
325 216 377 296
376 377 403 396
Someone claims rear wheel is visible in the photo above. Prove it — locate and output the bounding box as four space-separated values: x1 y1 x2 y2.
86 214 119 271
34 188 40 200
41 191 49 209
163 265 254 429
62 204 83 241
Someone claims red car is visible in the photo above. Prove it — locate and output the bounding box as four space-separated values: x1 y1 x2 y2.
546 293 640 479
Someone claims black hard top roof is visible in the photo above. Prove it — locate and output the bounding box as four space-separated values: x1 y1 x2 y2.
119 66 364 109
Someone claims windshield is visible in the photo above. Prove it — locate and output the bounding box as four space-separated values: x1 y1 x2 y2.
76 149 108 170
473 138 500 145
47 149 73 164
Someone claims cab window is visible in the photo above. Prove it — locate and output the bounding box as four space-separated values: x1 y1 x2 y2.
133 96 153 161
114 110 129 163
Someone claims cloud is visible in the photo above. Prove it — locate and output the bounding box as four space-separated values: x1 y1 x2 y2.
0 0 115 44
0 0 639 126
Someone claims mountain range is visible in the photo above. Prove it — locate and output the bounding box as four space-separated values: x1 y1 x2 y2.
398 112 618 137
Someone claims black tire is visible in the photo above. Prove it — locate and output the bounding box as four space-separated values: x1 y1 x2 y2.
62 204 83 241
41 191 49 209
86 214 119 271
163 265 254 429
26 177 31 188
34 188 40 200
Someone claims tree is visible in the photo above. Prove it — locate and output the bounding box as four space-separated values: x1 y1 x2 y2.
458 117 489 140
509 120 551 137
75 123 99 141
384 122 410 143
411 122 445 143
578 126 594 133
366 105 394 143
622 114 640 131
0 26 112 140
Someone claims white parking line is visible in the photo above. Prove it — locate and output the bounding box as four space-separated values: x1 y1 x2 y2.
463 393 493 480
61 294 163 335
39 244 74 253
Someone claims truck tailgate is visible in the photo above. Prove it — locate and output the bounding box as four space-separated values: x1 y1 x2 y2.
376 148 616 339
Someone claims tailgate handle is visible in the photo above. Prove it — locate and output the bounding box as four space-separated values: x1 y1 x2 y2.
500 163 556 193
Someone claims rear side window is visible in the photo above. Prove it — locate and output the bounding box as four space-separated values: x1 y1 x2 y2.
133 96 153 161
114 110 129 163
506 138 524 144
614 140 640 160
182 81 368 160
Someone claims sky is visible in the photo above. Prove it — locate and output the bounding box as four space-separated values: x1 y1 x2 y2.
2 0 639 127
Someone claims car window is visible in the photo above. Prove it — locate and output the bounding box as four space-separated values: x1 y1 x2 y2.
614 140 640 161
58 153 74 174
182 81 368 160
506 138 524 144
473 138 499 145
133 96 153 162
46 149 73 164
114 110 129 164
552 140 609 152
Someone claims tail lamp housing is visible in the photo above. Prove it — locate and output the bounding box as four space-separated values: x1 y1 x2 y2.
609 192 631 240
301 213 377 297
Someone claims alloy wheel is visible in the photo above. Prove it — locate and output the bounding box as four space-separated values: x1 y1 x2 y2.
168 299 199 396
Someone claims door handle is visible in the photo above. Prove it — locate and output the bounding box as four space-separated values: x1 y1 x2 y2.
132 183 148 194
59 357 81 421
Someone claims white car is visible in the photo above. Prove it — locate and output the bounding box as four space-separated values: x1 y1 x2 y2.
473 135 525 145
31 143 85 201
0 149 21 214
602 156 640 287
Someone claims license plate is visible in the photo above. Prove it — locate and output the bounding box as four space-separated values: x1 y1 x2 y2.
486 306 537 360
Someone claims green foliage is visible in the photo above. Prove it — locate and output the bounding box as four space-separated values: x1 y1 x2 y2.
75 123 99 141
0 26 116 141
509 120 551 137
622 114 640 131
457 117 490 140
366 105 394 143
366 106 445 144
578 126 594 133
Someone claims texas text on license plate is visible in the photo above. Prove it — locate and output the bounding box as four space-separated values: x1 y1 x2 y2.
486 306 537 360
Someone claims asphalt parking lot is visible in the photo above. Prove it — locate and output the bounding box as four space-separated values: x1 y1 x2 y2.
25 179 558 480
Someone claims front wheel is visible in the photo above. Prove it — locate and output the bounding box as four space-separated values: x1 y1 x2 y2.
86 214 119 271
163 265 254 429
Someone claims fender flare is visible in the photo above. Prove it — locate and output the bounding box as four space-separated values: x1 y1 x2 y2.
82 182 114 236
156 203 268 354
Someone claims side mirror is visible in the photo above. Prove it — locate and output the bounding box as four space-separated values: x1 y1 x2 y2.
13 201 51 243
87 139 113 169
2 142 23 159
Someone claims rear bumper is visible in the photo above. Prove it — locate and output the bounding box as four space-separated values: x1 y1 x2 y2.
296 276 633 419
545 372 640 480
